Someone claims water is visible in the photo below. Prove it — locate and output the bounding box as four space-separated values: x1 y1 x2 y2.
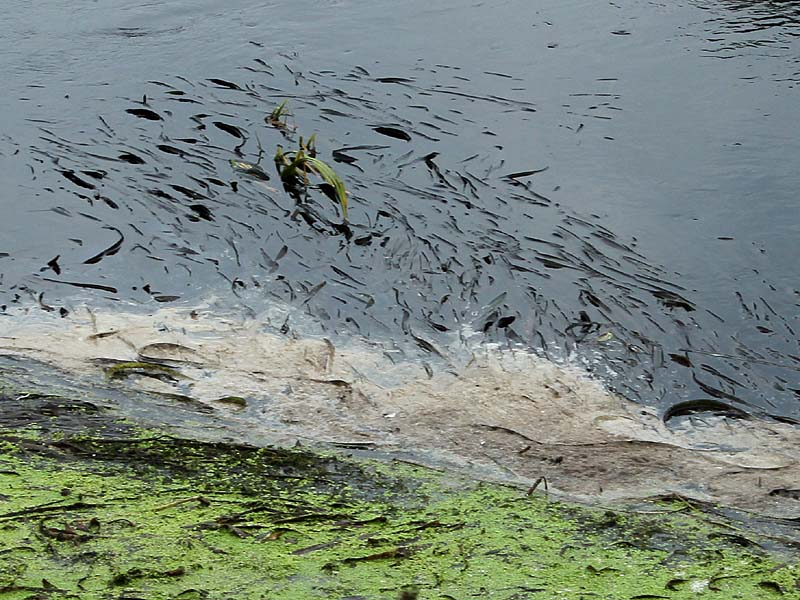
1 0 799 421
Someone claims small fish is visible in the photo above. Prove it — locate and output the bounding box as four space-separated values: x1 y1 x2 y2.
60 170 95 189
375 77 415 84
118 152 145 164
83 226 124 265
214 121 246 139
46 255 61 275
373 126 412 141
157 144 185 156
125 108 162 121
503 167 549 180
207 78 242 90
189 204 213 221
229 159 270 181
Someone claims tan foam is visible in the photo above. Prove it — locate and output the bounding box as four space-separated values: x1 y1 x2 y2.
2 303 798 517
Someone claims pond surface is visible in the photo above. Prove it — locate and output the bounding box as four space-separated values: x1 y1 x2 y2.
1 0 799 420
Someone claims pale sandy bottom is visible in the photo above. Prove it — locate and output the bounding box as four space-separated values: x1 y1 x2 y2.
2 303 799 518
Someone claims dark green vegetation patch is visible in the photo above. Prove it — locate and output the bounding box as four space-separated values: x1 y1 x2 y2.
0 393 798 599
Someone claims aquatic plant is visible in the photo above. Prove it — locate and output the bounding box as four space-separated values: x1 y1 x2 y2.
266 99 290 129
257 101 350 225
300 133 317 157
275 143 349 221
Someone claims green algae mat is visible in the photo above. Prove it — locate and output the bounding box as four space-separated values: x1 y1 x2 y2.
0 394 798 600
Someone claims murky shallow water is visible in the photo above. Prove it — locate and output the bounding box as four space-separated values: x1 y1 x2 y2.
1 0 799 424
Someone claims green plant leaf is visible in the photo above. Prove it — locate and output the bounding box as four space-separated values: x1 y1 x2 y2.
267 100 289 128
305 156 348 219
302 134 317 157
280 149 306 183
274 145 290 171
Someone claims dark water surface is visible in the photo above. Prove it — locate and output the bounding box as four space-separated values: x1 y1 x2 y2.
1 0 799 419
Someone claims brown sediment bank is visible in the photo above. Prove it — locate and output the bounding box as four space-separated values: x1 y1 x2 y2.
2 394 798 599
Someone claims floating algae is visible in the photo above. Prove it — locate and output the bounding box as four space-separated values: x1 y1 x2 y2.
0 392 798 600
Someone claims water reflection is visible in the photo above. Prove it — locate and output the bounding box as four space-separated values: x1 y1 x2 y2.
694 0 800 66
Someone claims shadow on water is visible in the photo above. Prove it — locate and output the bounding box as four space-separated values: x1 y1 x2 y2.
0 0 798 422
